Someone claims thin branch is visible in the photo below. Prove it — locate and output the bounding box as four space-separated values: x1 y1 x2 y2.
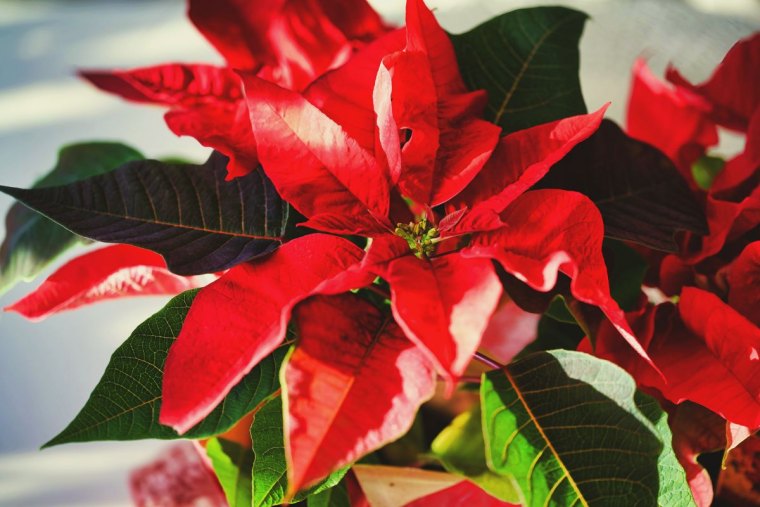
436 374 483 384
473 351 505 370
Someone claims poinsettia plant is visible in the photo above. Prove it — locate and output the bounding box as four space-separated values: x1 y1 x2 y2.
1 0 758 505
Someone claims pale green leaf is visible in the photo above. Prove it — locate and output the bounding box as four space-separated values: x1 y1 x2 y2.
482 350 694 506
207 437 254 507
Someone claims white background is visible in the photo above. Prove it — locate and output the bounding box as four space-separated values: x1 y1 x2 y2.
0 0 757 505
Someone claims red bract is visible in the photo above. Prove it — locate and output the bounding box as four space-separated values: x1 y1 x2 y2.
404 479 516 507
693 107 760 262
586 287 760 429
448 106 610 233
160 234 369 433
727 241 760 327
160 0 648 489
626 58 717 180
379 249 502 382
285 294 435 493
625 38 760 263
189 0 388 86
676 103 759 265
464 189 655 365
5 245 208 321
669 403 727 507
80 0 389 178
666 33 760 133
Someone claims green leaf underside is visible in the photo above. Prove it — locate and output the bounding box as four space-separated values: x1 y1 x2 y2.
0 142 143 295
481 350 694 507
207 437 254 507
44 290 284 447
451 6 588 134
431 405 521 503
604 239 648 311
251 395 347 507
0 152 288 275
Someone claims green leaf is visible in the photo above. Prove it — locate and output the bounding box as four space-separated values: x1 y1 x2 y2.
0 142 143 295
207 437 254 507
604 239 647 311
431 405 520 503
545 295 575 324
376 413 426 467
524 314 585 356
44 290 284 447
536 120 708 252
307 479 351 507
251 395 348 507
481 350 694 507
451 6 588 134
691 155 725 191
0 151 288 275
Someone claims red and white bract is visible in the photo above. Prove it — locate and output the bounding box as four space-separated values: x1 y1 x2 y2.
6 245 207 321
160 234 369 434
159 0 649 489
284 294 436 493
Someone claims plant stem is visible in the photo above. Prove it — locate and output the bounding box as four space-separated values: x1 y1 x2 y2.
436 374 483 384
473 351 504 370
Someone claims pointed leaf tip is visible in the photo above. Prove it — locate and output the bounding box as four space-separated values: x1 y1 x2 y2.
1 152 288 276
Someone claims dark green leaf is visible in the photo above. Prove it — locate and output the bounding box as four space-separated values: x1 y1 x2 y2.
431 405 520 502
482 350 694 506
524 314 585 355
0 142 143 295
251 395 347 507
536 120 708 252
604 239 647 311
376 414 426 467
545 295 575 324
307 479 351 507
206 437 254 507
0 152 288 275
451 7 588 134
44 290 284 447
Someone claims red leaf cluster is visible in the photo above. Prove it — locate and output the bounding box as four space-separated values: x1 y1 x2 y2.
585 34 760 505
81 0 389 179
6 245 211 320
154 0 650 493
6 0 758 503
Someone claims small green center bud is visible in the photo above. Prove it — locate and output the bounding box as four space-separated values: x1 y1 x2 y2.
394 217 439 259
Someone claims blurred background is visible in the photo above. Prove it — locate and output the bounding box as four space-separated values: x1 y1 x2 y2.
0 0 757 505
